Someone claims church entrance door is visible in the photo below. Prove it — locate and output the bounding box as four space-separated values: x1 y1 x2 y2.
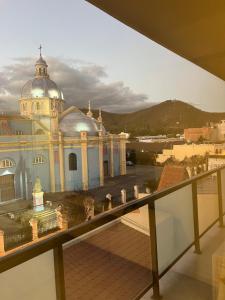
0 174 15 202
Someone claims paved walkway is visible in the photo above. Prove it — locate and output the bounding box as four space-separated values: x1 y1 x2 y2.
63 223 152 300
89 165 162 200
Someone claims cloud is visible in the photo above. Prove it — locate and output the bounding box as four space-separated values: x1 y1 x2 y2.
0 57 150 113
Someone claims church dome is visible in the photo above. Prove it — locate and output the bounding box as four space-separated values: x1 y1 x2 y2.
21 77 64 100
59 108 100 136
20 50 64 100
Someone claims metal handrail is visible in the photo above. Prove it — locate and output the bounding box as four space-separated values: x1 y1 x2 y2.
0 165 224 299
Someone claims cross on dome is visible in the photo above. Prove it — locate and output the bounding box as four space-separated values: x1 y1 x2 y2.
38 44 42 57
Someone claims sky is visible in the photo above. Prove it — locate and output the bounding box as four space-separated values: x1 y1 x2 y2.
0 0 225 113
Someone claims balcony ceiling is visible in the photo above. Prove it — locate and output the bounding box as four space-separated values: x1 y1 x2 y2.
88 0 225 81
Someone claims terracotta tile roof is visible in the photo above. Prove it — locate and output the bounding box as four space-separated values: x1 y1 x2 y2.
157 164 189 191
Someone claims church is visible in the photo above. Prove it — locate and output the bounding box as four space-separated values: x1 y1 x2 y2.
0 50 127 202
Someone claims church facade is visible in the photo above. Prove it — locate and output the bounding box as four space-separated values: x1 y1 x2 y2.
0 53 127 202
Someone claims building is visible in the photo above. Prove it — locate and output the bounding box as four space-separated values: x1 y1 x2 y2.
184 127 214 142
156 143 216 164
184 121 225 143
208 154 225 170
0 52 127 202
216 120 225 141
157 165 189 191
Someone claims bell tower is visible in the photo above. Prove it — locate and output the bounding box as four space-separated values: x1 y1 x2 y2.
19 47 65 134
35 45 49 78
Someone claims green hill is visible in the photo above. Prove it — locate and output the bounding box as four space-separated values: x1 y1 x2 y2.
83 100 225 136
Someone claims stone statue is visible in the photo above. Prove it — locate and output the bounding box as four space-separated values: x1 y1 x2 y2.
33 176 42 193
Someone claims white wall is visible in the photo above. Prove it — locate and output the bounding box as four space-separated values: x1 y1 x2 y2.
0 250 56 300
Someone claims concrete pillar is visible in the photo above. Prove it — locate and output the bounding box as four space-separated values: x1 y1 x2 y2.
109 134 114 177
84 197 95 221
106 193 112 210
98 131 104 186
20 171 24 199
194 166 198 175
119 133 127 175
134 185 139 199
56 211 68 230
186 166 192 178
56 211 63 229
81 131 88 191
146 187 151 194
29 218 38 241
0 230 5 256
203 163 207 172
108 200 112 210
59 131 65 192
121 189 127 204
48 133 56 192
24 170 29 200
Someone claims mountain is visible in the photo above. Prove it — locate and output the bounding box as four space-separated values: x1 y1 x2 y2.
82 100 225 136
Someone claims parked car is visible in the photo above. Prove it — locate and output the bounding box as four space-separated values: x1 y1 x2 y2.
126 160 134 166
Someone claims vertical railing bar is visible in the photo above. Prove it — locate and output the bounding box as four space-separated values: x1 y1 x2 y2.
217 170 224 227
192 181 202 254
54 244 66 300
148 201 162 299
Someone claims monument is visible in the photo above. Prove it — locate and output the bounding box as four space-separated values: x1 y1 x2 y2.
32 177 44 211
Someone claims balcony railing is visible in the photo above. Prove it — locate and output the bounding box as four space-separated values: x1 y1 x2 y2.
0 166 225 299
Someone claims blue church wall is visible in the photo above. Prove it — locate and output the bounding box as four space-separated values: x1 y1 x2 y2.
64 147 82 191
0 148 50 201
21 148 50 199
88 146 100 189
113 142 120 176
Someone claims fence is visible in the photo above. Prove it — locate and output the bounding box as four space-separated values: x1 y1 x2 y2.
0 166 225 300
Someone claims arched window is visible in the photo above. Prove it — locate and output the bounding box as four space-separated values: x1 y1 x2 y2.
0 159 15 169
36 102 40 110
69 153 77 171
33 155 45 165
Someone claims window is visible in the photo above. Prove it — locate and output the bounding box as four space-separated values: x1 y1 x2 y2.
69 153 77 171
0 159 15 169
33 155 45 165
36 102 40 110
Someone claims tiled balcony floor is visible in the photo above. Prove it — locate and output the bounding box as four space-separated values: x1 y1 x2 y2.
63 223 152 300
64 218 225 300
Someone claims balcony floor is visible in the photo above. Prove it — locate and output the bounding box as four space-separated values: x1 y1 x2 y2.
141 271 212 300
142 219 225 300
63 217 225 300
63 222 152 300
